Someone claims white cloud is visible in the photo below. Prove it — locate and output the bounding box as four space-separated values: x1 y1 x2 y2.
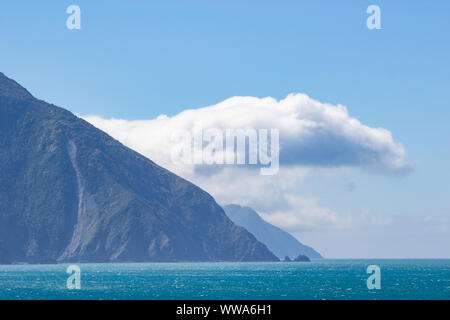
82 93 411 230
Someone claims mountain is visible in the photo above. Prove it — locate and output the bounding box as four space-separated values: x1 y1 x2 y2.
223 204 322 260
0 72 278 264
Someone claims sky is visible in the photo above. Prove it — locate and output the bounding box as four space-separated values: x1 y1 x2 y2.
0 1 449 258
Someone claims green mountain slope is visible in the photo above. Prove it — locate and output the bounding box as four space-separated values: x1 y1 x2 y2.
0 72 278 264
224 204 322 260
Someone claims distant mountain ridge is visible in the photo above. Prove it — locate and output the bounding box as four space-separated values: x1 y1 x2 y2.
223 204 322 260
0 72 278 264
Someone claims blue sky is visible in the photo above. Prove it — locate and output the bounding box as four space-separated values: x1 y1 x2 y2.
1 1 449 258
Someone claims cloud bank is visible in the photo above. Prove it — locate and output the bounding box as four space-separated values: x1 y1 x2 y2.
82 93 411 230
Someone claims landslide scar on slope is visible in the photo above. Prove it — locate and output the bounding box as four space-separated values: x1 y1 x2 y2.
58 140 99 261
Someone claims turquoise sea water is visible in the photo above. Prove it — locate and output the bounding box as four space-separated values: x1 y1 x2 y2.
0 260 448 300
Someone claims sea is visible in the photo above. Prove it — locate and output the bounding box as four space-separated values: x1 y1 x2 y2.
0 259 448 300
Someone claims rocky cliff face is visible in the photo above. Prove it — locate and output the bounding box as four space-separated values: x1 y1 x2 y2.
0 72 278 264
